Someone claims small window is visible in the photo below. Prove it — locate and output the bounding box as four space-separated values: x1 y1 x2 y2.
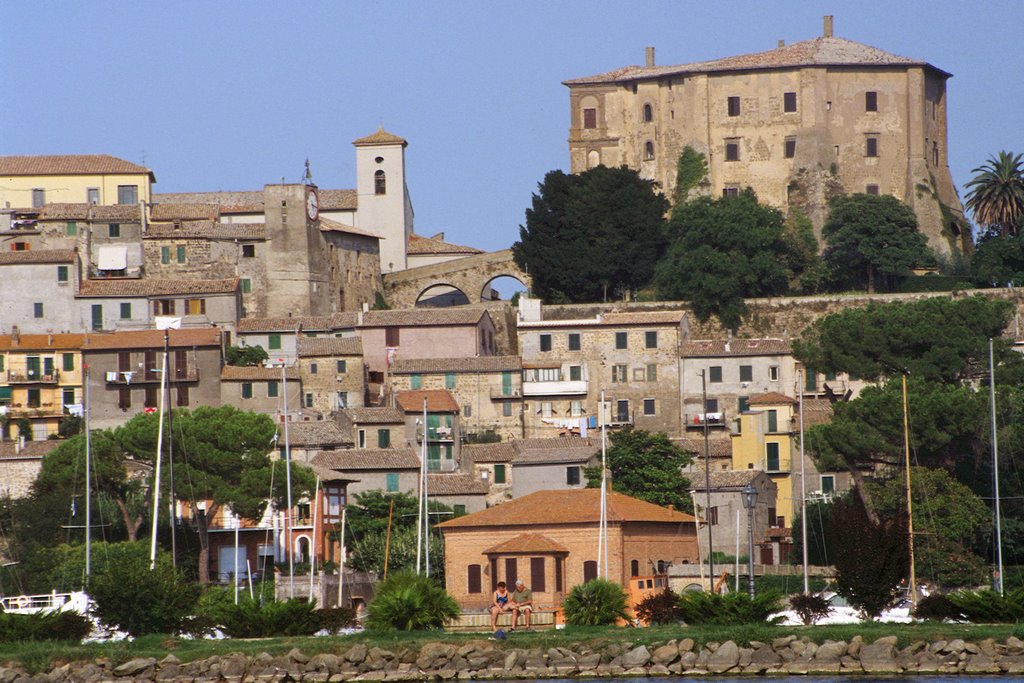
708 506 719 525
727 96 741 116
378 428 391 448
33 302 43 318
66 221 77 236
631 560 640 577
63 387 75 405
453 503 466 516
539 334 552 352
161 246 170 264
821 475 835 494
385 327 400 346
708 366 722 383
176 245 186 263
304 393 313 408
865 91 878 112
583 560 598 583
615 331 627 349
783 91 797 113
612 364 627 382
769 365 780 381
866 136 878 158
374 170 386 195
467 564 482 594
267 380 279 398
866 184 880 196
336 360 346 373
738 396 750 412
933 142 939 166
57 265 69 283
784 137 796 159
502 400 513 417
494 464 507 484
386 472 399 492
569 365 582 381
445 372 456 389
117 185 138 205
185 298 205 315
566 466 581 486
241 382 253 399
357 429 366 448
32 188 45 208
463 404 472 417
643 398 656 416
740 365 753 382
766 442 781 471
268 333 281 350
583 107 597 129
568 333 581 351
242 244 256 258
11 242 28 251
62 353 74 372
531 557 547 593
633 367 646 381
722 186 740 197
410 374 422 390
725 140 739 162
87 188 99 204
642 103 653 122
570 400 583 417
644 141 655 160
767 409 779 432
108 223 121 238
645 331 657 349
646 363 657 382
120 302 131 319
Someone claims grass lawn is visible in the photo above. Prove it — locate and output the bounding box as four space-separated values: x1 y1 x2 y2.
3 622 1022 674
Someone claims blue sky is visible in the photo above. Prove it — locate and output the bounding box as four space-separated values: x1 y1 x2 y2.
3 1 1022 253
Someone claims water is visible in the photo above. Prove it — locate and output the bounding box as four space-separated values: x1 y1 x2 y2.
500 679 1006 683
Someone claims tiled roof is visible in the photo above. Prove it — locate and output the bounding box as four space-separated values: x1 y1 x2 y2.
407 233 481 255
682 339 791 358
0 333 85 351
427 473 490 496
463 442 516 464
748 392 797 406
390 356 521 374
237 316 335 333
152 190 265 213
83 327 222 350
513 437 597 464
309 464 357 483
220 365 298 381
149 203 220 221
395 390 460 413
281 420 351 447
438 489 696 528
690 470 766 491
680 437 733 458
0 154 155 179
298 336 362 357
359 308 486 327
602 311 686 325
344 407 405 424
319 217 380 239
90 204 144 222
312 447 420 471
38 203 92 220
319 189 358 210
564 36 945 85
77 277 238 297
0 440 61 459
0 249 75 265
799 398 834 428
352 127 408 147
145 221 266 240
483 533 570 555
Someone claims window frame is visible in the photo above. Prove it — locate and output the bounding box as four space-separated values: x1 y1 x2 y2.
865 91 878 112
739 365 753 382
643 398 656 416
615 331 627 349
708 366 723 383
567 333 581 351
582 107 597 129
725 139 740 162
783 91 797 113
727 96 741 117
866 135 879 158
644 330 657 349
539 333 552 352
784 137 796 159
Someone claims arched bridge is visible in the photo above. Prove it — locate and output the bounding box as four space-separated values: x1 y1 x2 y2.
383 249 531 309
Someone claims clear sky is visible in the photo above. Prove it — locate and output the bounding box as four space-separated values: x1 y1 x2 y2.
3 1 1022 253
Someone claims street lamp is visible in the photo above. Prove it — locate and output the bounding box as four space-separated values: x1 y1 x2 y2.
741 482 758 599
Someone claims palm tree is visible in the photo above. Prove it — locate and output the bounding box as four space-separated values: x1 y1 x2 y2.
964 151 1024 237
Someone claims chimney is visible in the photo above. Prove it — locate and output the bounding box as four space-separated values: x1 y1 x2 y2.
823 15 833 37
11 325 19 346
777 39 785 48
645 46 655 67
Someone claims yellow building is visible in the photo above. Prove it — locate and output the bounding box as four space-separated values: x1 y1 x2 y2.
0 333 85 440
0 155 155 208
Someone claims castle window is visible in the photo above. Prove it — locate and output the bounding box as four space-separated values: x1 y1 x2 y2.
725 139 740 162
784 137 796 159
374 170 386 195
723 185 740 197
865 91 878 112
727 96 740 116
642 103 653 122
783 91 797 113
865 135 879 158
866 184 880 196
583 107 597 129
933 142 939 166
644 141 655 160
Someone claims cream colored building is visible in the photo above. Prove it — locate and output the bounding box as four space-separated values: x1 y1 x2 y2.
564 16 967 256
0 154 154 209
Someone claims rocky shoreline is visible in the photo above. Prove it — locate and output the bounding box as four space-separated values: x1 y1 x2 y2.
4 635 1024 681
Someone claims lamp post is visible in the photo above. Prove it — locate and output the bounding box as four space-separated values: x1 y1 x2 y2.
741 482 758 599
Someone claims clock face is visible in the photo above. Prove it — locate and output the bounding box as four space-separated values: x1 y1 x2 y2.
306 188 319 221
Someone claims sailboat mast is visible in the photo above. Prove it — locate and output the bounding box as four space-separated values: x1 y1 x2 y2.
798 369 809 594
989 338 1005 595
310 476 320 602
901 373 916 607
282 362 294 598
148 349 168 570
416 397 426 574
424 398 431 577
598 390 607 578
84 364 91 580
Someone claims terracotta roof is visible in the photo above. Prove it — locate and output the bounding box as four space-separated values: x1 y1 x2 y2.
513 437 597 464
483 533 570 555
220 365 298 381
601 311 686 325
0 440 61 459
564 36 947 86
352 127 408 147
799 398 834 428
309 464 357 483
390 356 521 374
77 277 238 297
463 442 516 464
690 470 767 491
344 407 405 424
0 154 155 180
682 339 791 358
149 203 220 221
319 217 380 239
312 447 420 471
427 473 490 496
0 249 75 265
680 437 733 458
407 233 481 255
438 489 696 529
748 392 797 406
359 308 487 328
0 333 85 351
395 390 459 413
89 204 143 222
318 189 358 210
38 203 92 220
152 190 265 213
237 316 335 333
145 221 266 240
83 327 222 350
281 420 351 448
298 336 362 357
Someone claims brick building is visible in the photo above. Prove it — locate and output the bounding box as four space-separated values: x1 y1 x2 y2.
297 336 365 415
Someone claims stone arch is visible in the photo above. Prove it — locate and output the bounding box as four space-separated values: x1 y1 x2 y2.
480 273 528 301
383 249 532 309
587 150 601 169
415 282 471 308
295 535 311 563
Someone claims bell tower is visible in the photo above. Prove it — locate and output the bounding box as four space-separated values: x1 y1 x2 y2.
353 127 414 273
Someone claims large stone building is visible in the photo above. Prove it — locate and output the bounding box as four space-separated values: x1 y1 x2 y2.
564 16 967 256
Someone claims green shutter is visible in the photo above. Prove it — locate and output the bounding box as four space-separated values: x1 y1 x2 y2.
241 278 252 294
120 302 132 319
0 386 11 401
494 464 506 484
386 473 399 492
411 374 422 390
161 246 170 264
43 357 54 376
738 396 749 412
268 333 281 350
767 410 778 432
62 353 74 372
805 370 817 392
502 371 512 396
176 245 186 263
267 380 278 398
445 372 456 389
378 428 391 448
766 442 780 471
242 382 253 399
91 304 103 331
66 221 77 236
63 388 75 405
0 355 4 371
26 356 41 377
57 265 68 282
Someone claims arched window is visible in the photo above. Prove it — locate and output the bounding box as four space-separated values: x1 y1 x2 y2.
630 559 640 577
587 150 600 169
644 141 655 160
374 170 386 195
642 103 653 122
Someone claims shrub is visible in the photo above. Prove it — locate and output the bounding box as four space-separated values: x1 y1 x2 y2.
204 597 322 638
89 547 200 636
634 588 680 625
676 590 784 626
366 571 459 631
946 587 1024 623
224 345 268 367
0 611 92 643
788 593 832 625
318 607 358 632
563 579 630 626
914 593 963 621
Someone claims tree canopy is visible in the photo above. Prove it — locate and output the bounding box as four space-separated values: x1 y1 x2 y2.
971 234 1024 287
965 151 1024 237
822 193 932 292
584 428 692 510
512 165 668 302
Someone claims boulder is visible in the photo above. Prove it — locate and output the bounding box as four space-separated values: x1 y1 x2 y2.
346 644 369 664
620 645 651 668
113 658 157 678
707 640 739 673
677 638 695 653
860 636 901 674
651 644 679 666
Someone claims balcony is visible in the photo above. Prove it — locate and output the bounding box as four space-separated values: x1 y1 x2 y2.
6 404 65 418
522 380 588 397
762 458 791 474
104 368 199 384
686 411 727 429
489 387 522 400
6 371 59 384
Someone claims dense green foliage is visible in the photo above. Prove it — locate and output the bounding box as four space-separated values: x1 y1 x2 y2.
673 146 708 202
634 589 681 625
965 151 1024 237
787 593 832 625
365 572 459 631
513 166 668 302
675 590 784 625
947 588 1024 623
914 593 963 621
197 592 354 637
822 193 932 292
562 578 630 626
0 611 92 643
344 491 450 578
224 345 269 367
583 428 692 510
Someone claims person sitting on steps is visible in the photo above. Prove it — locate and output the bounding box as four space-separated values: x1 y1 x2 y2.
511 579 533 630
490 581 511 631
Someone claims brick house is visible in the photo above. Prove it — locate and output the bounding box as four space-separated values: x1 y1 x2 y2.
394 389 462 472
343 406 404 449
297 336 364 415
312 447 421 498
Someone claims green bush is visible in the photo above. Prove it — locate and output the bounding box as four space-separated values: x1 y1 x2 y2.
788 593 832 625
366 571 459 631
224 344 268 367
946 588 1024 623
676 590 784 626
563 579 630 626
0 611 92 643
634 588 681 625
88 546 200 637
914 593 964 621
318 607 358 632
204 597 322 638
